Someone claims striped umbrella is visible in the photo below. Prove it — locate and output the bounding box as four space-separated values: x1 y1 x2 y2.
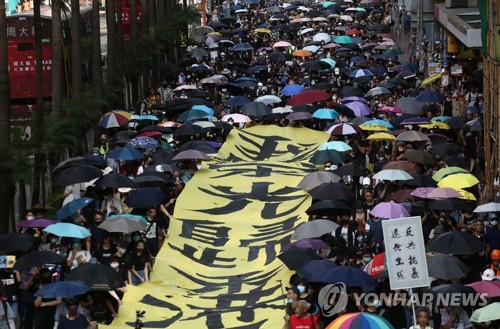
99 111 132 129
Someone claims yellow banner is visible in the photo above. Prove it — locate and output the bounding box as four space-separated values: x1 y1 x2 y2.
108 126 328 328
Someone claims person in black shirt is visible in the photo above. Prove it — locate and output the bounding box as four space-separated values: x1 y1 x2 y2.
93 235 116 265
128 240 151 286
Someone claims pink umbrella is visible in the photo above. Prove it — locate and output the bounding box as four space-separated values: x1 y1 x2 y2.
410 187 435 198
273 41 292 48
377 106 401 114
426 187 461 200
370 202 410 219
466 281 500 298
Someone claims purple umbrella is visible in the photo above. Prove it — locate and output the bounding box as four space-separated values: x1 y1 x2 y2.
286 111 313 121
345 101 371 117
282 239 329 252
370 202 410 219
400 117 432 125
341 96 367 104
426 187 461 200
17 218 58 228
410 187 435 198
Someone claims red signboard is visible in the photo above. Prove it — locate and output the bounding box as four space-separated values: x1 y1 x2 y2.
118 0 142 40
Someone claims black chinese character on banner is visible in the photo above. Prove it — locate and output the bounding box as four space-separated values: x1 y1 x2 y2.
395 257 404 266
406 227 414 237
393 243 402 252
411 267 419 279
391 229 401 238
397 270 405 280
409 256 417 265
407 241 416 249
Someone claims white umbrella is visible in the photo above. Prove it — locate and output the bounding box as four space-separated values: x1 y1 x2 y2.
340 15 353 21
173 85 198 92
272 106 294 114
312 33 331 43
299 27 314 35
373 169 413 181
473 202 500 213
255 95 282 104
221 113 251 123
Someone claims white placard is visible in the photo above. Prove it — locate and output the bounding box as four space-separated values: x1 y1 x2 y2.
382 216 430 290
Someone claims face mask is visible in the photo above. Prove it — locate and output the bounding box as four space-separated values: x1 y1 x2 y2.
118 248 127 254
483 221 490 227
363 257 372 263
73 243 80 249
297 286 306 294
373 299 381 308
133 236 140 242
136 248 144 253
26 216 34 221
287 298 294 304
110 262 119 269
68 309 78 316
492 220 498 226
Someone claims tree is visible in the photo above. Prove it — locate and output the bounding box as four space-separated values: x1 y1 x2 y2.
91 0 103 102
51 0 63 119
105 0 117 107
71 0 82 102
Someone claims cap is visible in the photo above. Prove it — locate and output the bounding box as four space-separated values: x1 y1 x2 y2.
221 68 230 75
118 187 131 193
482 269 496 281
258 82 263 87
362 177 371 186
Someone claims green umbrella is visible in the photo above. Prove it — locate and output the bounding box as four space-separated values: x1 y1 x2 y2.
333 35 354 44
384 48 404 56
431 166 469 181
322 1 335 8
470 302 500 323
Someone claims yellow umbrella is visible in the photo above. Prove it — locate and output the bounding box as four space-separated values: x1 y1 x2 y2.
366 132 395 141
420 122 450 130
422 73 442 86
456 189 477 201
292 49 313 57
254 28 272 34
359 123 389 131
438 173 480 189
207 31 223 37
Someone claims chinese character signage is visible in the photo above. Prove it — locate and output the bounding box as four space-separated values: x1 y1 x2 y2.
382 216 429 290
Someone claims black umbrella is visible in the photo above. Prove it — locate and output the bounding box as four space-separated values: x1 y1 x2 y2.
13 250 65 270
277 246 322 270
68 263 125 291
94 172 134 189
207 20 228 28
426 231 484 254
178 140 212 152
430 284 475 296
56 165 103 186
306 200 353 216
52 156 105 176
151 149 174 164
331 103 355 118
124 187 167 208
369 23 390 32
133 173 172 188
0 233 35 254
445 116 468 130
139 126 173 134
428 199 475 212
217 83 244 95
426 254 470 280
220 16 237 25
302 61 331 72
172 124 205 136
186 89 211 99
403 150 436 164
240 102 270 117
400 202 426 216
443 156 469 169
429 143 463 158
309 82 334 90
309 182 354 204
333 163 371 177
340 86 364 98
291 105 318 113
405 173 438 188
268 52 292 62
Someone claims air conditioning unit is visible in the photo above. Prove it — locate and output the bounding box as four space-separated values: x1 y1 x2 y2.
445 0 468 8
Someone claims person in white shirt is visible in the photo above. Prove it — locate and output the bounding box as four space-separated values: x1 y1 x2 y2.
440 306 472 329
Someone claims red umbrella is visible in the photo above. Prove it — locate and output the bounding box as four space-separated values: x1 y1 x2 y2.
138 131 163 138
364 252 387 278
346 29 361 36
287 90 331 106
466 281 500 298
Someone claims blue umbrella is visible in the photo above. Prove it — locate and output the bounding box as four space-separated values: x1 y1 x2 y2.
226 96 252 107
349 69 374 78
246 65 268 74
229 42 254 52
35 281 90 298
323 266 377 288
124 188 167 208
55 197 95 221
134 115 159 121
432 116 450 122
282 84 305 96
312 108 339 120
364 119 394 129
191 105 215 116
320 58 336 68
107 147 144 160
234 77 258 83
177 109 211 122
415 90 445 103
299 260 338 282
126 136 160 149
44 223 91 239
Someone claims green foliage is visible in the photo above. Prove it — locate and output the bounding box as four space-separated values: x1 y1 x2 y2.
154 6 200 45
0 129 34 186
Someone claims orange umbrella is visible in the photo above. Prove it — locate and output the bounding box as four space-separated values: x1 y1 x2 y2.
292 49 312 57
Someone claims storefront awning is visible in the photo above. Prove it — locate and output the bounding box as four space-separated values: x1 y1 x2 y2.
434 3 482 48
